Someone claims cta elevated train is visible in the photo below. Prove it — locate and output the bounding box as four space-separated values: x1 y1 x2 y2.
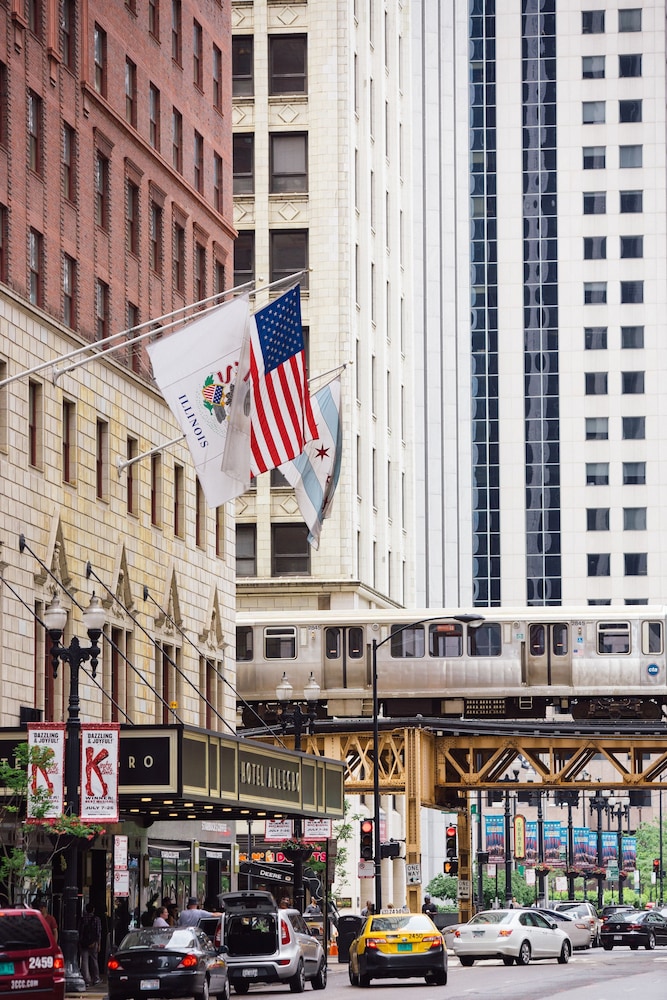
235 607 667 724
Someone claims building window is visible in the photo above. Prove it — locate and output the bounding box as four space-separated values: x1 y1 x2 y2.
270 229 308 288
62 123 76 202
233 134 254 194
271 523 309 576
586 462 609 485
62 399 76 484
583 191 606 214
621 325 644 348
0 62 7 148
173 462 184 537
588 553 610 576
585 372 607 394
126 436 138 513
150 201 163 274
269 35 307 94
619 99 642 123
582 10 605 33
236 524 256 576
618 8 641 32
270 133 308 193
584 281 607 304
94 24 107 96
27 0 41 38
173 220 185 293
583 146 605 169
213 153 223 213
584 236 606 259
587 508 609 531
625 553 647 575
585 417 608 440
127 302 141 373
619 54 642 77
194 130 204 193
620 235 643 258
148 84 161 150
126 180 139 256
151 453 162 526
149 0 159 40
61 0 75 69
193 19 203 89
96 419 108 499
215 506 224 557
95 151 109 229
234 231 254 287
194 242 206 302
213 44 222 111
62 254 76 328
195 480 205 548
171 0 182 64
620 144 642 168
624 507 646 530
623 461 645 485
172 108 183 173
620 280 643 304
621 370 644 394
583 101 605 124
95 279 109 341
214 258 225 299
28 91 42 174
28 380 42 468
582 56 605 78
232 36 253 96
585 327 607 349
1 204 9 281
621 415 645 441
29 229 43 306
620 190 642 213
125 58 137 126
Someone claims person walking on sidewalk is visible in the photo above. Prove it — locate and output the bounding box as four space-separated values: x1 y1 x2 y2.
78 903 102 987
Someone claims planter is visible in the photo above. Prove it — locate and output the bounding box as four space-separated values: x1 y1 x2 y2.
282 846 314 862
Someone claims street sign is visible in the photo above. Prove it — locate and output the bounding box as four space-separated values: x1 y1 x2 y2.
456 880 471 899
406 863 421 885
607 863 619 879
358 860 375 878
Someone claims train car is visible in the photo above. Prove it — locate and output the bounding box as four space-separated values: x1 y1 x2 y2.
235 607 667 725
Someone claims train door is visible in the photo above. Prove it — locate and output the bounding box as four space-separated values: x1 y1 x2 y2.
323 626 365 690
525 622 572 686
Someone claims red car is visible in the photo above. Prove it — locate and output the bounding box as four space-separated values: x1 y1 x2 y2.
0 908 65 999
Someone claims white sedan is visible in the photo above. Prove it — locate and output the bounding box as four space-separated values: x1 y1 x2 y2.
451 909 571 966
535 908 592 950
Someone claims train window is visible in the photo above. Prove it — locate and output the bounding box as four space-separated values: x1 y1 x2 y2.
553 623 568 655
264 626 297 659
390 624 425 658
529 624 545 656
597 621 630 654
325 628 341 658
643 621 663 655
348 627 364 658
236 625 253 661
429 623 463 657
467 622 501 656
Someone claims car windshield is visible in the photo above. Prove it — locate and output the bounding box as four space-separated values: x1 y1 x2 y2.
469 911 512 925
119 928 198 950
612 912 642 923
369 915 433 933
0 914 50 949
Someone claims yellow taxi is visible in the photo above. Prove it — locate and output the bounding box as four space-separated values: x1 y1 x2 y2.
348 910 447 987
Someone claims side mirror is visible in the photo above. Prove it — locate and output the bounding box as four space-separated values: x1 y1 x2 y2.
216 943 228 954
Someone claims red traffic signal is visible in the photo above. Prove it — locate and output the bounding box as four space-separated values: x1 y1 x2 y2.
654 858 661 871
445 824 457 860
446 826 457 837
360 819 374 861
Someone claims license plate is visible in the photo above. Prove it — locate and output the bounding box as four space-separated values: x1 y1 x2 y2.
614 936 622 941
473 931 485 938
141 980 160 990
242 969 258 978
0 963 14 975
397 943 412 952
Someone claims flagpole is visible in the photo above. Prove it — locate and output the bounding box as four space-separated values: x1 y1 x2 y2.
115 433 186 476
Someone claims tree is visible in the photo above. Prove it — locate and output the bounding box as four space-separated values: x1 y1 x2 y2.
0 743 105 906
332 797 361 896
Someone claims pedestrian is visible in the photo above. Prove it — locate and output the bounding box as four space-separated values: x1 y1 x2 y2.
361 900 374 916
177 896 217 927
304 900 322 916
153 906 170 927
78 903 102 987
39 904 58 942
279 897 292 909
421 895 437 916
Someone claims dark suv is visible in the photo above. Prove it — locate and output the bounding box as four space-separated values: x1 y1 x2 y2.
0 908 65 999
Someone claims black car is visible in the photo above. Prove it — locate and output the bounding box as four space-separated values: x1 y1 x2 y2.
601 910 667 951
107 926 229 1000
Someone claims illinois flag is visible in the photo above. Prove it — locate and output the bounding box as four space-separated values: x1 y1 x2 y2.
147 296 251 507
279 378 342 549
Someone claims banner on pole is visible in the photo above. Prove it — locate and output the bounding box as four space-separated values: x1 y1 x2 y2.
80 724 120 822
27 723 65 818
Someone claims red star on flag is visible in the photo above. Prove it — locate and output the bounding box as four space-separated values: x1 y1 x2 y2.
315 445 329 460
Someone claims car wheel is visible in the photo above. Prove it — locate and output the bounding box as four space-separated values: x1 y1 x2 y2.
311 960 327 990
630 944 638 951
425 969 447 986
516 941 531 966
359 973 371 988
234 984 250 995
602 943 613 951
460 956 474 967
558 940 571 965
289 961 306 993
216 978 230 1000
645 933 656 951
502 957 514 967
348 966 359 987
196 978 210 1000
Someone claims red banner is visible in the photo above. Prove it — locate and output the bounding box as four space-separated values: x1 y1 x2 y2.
80 724 120 822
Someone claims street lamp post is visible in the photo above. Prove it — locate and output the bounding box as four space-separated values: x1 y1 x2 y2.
276 672 320 913
590 789 609 909
42 592 106 994
371 614 484 912
605 798 630 904
660 778 664 905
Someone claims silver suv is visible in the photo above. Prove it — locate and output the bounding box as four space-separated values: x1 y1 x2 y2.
215 891 327 994
552 901 601 946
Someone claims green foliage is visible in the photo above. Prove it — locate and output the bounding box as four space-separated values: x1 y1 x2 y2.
332 797 362 893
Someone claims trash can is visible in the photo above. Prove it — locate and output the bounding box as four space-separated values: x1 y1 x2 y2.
336 915 363 963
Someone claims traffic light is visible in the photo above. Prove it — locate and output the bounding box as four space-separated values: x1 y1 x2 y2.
445 824 457 860
443 859 459 876
654 858 661 873
380 841 401 859
360 819 374 861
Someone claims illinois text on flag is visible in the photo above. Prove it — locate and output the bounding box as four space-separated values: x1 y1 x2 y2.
280 377 342 548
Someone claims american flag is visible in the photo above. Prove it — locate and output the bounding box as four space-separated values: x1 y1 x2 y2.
249 286 317 475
